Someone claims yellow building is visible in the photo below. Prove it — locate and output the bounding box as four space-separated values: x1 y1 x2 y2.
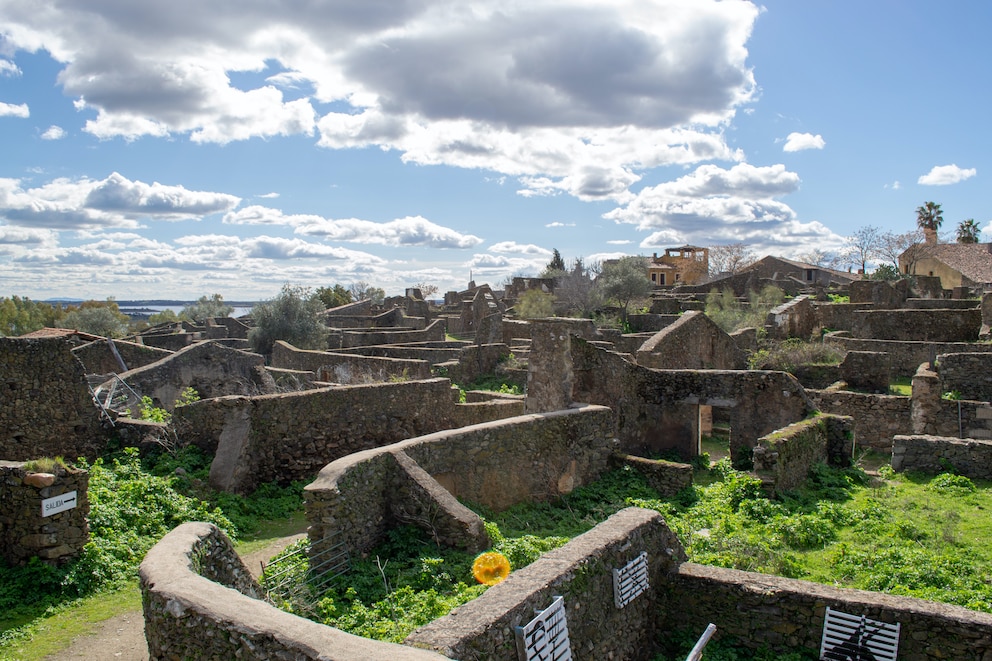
648 245 709 286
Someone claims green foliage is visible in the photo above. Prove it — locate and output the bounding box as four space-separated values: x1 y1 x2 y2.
349 281 386 305
925 473 975 496
249 284 328 354
515 288 555 319
916 200 943 233
146 308 179 324
748 338 844 372
315 284 353 309
458 373 523 395
942 389 962 401
60 301 130 338
825 293 849 303
21 456 68 473
869 263 901 281
544 248 566 275
0 296 62 337
180 294 233 323
137 395 169 422
957 218 982 244
705 285 785 333
655 627 818 660
598 256 652 322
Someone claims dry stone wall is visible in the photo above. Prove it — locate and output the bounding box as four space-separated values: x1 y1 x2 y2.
936 352 992 402
766 295 816 340
71 337 172 375
270 340 431 382
635 311 744 370
338 319 445 348
618 455 693 497
808 389 912 451
851 308 982 341
751 414 853 494
140 522 446 661
174 378 460 493
669 562 992 659
0 337 110 460
0 462 89 565
407 508 686 661
827 333 992 378
892 434 992 478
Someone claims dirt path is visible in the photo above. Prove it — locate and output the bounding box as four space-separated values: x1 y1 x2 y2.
44 532 307 661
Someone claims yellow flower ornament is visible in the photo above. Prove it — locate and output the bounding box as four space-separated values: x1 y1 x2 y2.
472 551 511 586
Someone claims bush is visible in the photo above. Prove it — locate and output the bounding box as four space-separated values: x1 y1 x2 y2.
748 338 845 372
248 284 328 354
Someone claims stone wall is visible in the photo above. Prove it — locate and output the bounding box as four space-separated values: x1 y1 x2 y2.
839 350 890 393
850 308 982 341
270 340 431 382
936 352 992 402
826 333 992 378
407 508 686 661
174 378 460 493
618 455 693 497
848 280 906 308
571 339 814 466
635 311 745 370
337 319 445 349
668 562 992 659
892 434 992 478
304 406 616 556
71 337 172 375
140 522 446 661
0 337 110 460
766 295 816 340
812 302 875 332
330 341 468 366
808 389 912 451
751 414 853 494
139 330 197 351
626 313 681 333
117 340 274 411
911 362 992 440
0 462 89 565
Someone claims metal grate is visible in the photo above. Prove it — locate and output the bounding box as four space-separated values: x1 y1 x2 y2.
260 532 350 602
89 374 143 424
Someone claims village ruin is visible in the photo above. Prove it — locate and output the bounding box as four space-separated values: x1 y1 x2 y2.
4 270 992 660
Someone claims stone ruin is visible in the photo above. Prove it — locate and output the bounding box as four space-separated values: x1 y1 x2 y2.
4 281 992 655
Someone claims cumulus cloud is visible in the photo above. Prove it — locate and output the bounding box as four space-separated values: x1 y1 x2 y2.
604 162 845 254
0 60 20 76
0 173 240 229
41 125 66 140
257 192 280 199
917 164 977 186
0 101 29 117
488 241 552 255
783 132 825 152
546 221 576 228
0 0 760 200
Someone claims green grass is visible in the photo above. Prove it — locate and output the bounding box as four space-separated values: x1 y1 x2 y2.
888 376 912 396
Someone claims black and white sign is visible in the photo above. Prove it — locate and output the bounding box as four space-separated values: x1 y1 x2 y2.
613 551 649 608
41 491 77 517
515 595 572 661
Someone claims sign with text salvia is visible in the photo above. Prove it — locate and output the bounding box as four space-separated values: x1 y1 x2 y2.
515 595 572 661
41 491 77 517
613 551 649 609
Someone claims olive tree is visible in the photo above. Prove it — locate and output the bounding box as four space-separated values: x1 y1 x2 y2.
248 285 327 355
598 256 652 323
181 294 233 323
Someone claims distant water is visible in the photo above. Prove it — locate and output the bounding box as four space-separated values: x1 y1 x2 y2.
118 305 254 319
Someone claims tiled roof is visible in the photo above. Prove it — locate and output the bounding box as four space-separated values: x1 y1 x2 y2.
930 243 992 284
18 327 105 341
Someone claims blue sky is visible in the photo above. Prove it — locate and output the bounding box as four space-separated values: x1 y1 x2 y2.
0 0 988 300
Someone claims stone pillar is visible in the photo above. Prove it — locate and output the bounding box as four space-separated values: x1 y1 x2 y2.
910 362 941 435
980 291 992 341
526 319 573 413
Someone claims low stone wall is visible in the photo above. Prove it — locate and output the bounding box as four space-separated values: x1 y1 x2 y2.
809 389 912 451
118 341 273 411
826 334 992 378
338 319 445 348
270 340 431 382
839 350 890 393
618 455 693 497
910 363 992 440
0 462 89 565
407 508 686 661
140 522 446 661
937 352 992 402
626 313 681 333
668 562 992 658
766 295 815 340
174 378 460 493
751 414 853 494
329 341 468 366
850 308 982 341
892 434 992 478
0 337 110 460
305 406 616 557
445 343 511 385
140 331 197 350
72 337 172 374
450 399 526 428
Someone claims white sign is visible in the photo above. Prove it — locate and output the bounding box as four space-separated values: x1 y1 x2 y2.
613 551 649 608
515 595 572 661
41 491 78 517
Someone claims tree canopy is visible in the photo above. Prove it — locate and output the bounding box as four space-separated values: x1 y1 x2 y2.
315 284 353 309
248 285 327 355
916 201 943 237
598 256 651 322
181 294 233 323
957 218 982 244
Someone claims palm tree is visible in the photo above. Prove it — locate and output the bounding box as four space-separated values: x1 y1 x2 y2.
957 218 982 244
916 201 943 244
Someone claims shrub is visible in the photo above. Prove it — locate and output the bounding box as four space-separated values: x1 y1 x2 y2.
248 284 328 354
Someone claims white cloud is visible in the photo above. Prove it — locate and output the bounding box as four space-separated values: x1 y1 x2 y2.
546 221 576 228
0 173 240 230
0 0 759 201
0 60 20 76
225 205 484 249
884 181 901 190
41 125 66 140
488 241 552 255
0 101 29 117
607 239 632 245
917 164 977 186
258 192 280 199
782 132 825 152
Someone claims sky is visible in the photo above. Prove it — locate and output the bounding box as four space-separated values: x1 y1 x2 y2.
1 0 990 301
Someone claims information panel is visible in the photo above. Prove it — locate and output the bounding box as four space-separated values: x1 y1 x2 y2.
613 551 649 609
515 595 572 661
